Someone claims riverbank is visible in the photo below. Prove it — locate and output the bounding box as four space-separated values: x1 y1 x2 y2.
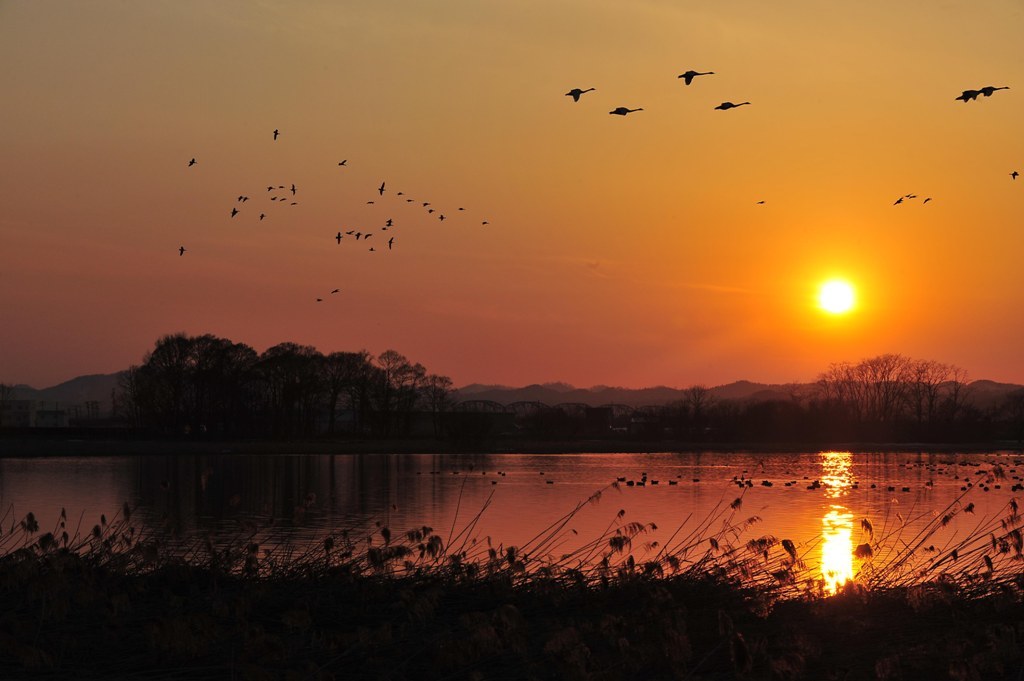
1 434 1021 458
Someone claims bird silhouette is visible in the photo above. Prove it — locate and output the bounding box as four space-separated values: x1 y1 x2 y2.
336 232 342 243
756 200 765 205
367 201 375 204
260 213 266 221
316 298 322 302
267 186 274 191
355 232 362 240
291 184 296 195
609 107 643 115
714 101 750 110
388 237 394 250
179 246 186 256
955 90 981 102
231 207 239 217
566 87 595 102
678 70 714 85
188 158 196 167
385 218 393 227
481 220 489 225
893 197 904 205
331 289 340 294
345 230 355 235
1012 171 1019 180
980 85 1009 97
378 181 386 195
338 160 347 166
923 197 932 203
439 214 445 221
273 129 280 140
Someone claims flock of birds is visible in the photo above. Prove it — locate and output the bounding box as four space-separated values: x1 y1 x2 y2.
566 69 750 115
181 128 492 301
565 71 1017 206
177 75 1016 300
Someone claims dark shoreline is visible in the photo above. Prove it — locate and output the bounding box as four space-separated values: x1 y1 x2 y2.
1 435 1021 458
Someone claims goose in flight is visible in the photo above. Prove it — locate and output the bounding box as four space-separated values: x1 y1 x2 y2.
923 197 932 203
260 213 266 221
714 101 750 110
955 89 981 102
188 158 196 167
291 184 296 195
609 107 643 115
1012 171 1019 180
678 70 714 85
566 87 595 102
230 207 239 217
331 289 340 294
388 237 394 250
273 129 280 140
378 181 386 195
336 232 343 243
179 246 186 256
316 298 323 302
338 160 347 166
980 85 1009 97
893 196 904 205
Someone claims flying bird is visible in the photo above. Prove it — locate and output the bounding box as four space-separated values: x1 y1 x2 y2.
980 85 1009 97
955 89 981 102
291 184 296 195
893 197 904 205
260 213 266 220
338 160 347 166
677 70 714 85
923 197 932 203
385 218 393 227
756 200 765 205
316 298 322 302
331 289 340 294
378 181 386 195
388 237 394 250
273 129 280 140
481 220 489 225
609 107 643 115
714 101 750 110
230 207 239 217
179 246 186 256
439 214 445 221
565 87 595 102
336 232 342 243
188 158 196 167
1012 171 1019 180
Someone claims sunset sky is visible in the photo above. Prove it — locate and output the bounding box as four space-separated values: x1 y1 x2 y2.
2 1 1022 390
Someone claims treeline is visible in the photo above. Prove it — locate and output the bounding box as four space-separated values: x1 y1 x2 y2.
117 333 453 438
586 354 1023 444
114 338 1024 444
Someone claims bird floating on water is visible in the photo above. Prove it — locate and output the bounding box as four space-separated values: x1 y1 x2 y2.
565 87 595 102
678 70 714 85
714 101 750 110
609 107 643 116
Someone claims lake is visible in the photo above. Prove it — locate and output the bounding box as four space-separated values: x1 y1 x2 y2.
2 450 1021 590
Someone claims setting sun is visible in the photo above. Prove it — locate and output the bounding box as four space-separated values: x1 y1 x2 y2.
818 280 856 315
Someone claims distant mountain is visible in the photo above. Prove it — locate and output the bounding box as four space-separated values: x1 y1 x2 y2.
6 373 123 412
453 379 1023 409
452 380 805 408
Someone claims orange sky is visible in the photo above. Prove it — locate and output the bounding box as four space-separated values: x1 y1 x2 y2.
2 1 1023 389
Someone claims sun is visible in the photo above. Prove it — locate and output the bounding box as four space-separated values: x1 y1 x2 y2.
818 280 856 314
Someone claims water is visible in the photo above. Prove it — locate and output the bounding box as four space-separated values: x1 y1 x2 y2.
2 450 1021 586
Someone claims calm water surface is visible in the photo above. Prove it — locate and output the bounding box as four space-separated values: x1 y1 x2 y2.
2 450 1021 586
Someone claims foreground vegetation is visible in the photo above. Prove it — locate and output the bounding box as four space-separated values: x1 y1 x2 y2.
2 485 1023 680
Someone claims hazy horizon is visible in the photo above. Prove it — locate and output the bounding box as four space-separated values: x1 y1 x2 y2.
3 2 1023 389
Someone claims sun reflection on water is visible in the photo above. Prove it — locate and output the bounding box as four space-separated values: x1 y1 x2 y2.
820 451 855 594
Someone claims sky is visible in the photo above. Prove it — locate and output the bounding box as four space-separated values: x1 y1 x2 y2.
2 0 1023 390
